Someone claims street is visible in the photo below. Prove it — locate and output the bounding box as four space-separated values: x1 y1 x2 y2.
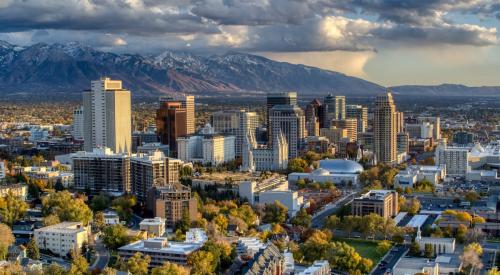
311 191 356 228
89 237 110 272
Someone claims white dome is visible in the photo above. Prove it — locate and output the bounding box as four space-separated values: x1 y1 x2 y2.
312 168 330 176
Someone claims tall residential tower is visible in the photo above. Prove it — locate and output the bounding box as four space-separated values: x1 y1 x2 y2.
374 92 397 165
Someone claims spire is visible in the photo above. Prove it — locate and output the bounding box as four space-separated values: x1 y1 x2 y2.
416 226 422 241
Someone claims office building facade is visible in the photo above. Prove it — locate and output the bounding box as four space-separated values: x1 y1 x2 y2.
269 105 305 159
374 92 398 165
212 110 258 157
352 190 399 219
346 104 368 133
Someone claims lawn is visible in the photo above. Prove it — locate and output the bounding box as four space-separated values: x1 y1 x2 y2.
334 238 386 263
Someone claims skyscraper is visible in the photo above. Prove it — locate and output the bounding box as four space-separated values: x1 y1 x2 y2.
374 92 397 165
83 77 132 154
323 94 346 127
346 105 368 133
266 92 297 142
160 95 195 134
331 119 358 141
305 99 323 136
156 101 187 155
72 106 84 140
269 105 305 159
212 110 259 157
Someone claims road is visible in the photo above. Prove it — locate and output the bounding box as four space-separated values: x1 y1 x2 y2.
89 237 110 272
371 245 408 275
311 191 356 228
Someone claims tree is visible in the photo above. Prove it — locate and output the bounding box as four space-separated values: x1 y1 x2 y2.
188 250 216 275
69 254 89 275
236 204 258 226
342 216 360 238
262 201 288 224
94 211 106 231
291 208 312 227
43 214 61 226
124 252 150 275
287 158 308 173
324 241 373 273
424 243 433 258
399 197 421 215
0 191 28 226
465 191 481 203
213 214 228 233
42 191 93 225
112 195 137 222
378 218 396 240
175 209 191 233
151 262 188 275
324 215 340 231
26 238 40 260
0 223 14 260
409 241 421 256
456 224 468 243
376 240 392 255
487 267 500 275
202 240 234 271
101 267 118 275
102 224 135 250
44 263 66 275
472 216 486 225
464 242 483 256
360 213 384 239
91 194 111 212
461 245 483 273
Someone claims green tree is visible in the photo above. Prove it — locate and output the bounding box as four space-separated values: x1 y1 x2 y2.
151 262 188 275
236 204 258 226
0 191 28 226
43 263 66 275
94 211 106 231
202 240 234 271
465 191 481 203
26 238 40 260
262 201 288 224
342 215 361 238
324 241 373 273
324 215 340 231
124 252 150 275
175 208 191 233
112 195 137 222
424 243 433 258
43 214 61 226
291 208 312 227
360 213 384 239
102 224 135 250
69 254 89 275
42 191 93 225
376 240 392 255
91 193 111 212
409 241 421 256
287 158 308 173
188 250 216 275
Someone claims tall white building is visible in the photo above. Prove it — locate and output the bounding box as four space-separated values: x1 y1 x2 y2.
212 110 259 157
242 131 288 172
72 106 84 140
435 143 469 177
269 105 305 159
83 77 131 154
177 133 236 166
418 116 441 140
406 122 433 139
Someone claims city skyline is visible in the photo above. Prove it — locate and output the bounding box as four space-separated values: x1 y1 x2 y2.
0 1 500 86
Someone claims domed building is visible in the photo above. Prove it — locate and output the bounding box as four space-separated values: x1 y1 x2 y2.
288 159 363 186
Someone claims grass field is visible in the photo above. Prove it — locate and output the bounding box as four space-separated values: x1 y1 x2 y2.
335 238 386 263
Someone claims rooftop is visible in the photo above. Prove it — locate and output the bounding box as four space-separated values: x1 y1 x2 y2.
35 222 86 234
319 159 363 174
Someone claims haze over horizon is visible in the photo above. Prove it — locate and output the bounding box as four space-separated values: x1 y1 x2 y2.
1 1 500 87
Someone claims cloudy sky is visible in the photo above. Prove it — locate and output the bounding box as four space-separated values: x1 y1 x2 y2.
1 0 500 86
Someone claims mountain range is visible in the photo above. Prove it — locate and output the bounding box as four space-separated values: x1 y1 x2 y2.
0 40 498 100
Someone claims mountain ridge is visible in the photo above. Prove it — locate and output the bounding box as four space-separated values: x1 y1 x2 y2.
0 40 499 99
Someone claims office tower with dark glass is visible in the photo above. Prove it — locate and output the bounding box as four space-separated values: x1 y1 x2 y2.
160 95 195 134
156 101 188 155
83 78 132 154
266 92 297 142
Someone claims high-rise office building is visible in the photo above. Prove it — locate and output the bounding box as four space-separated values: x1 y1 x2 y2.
346 105 368 133
72 106 84 140
323 94 346 127
83 78 132 154
305 99 324 135
269 105 305 159
374 92 398 165
266 92 297 142
212 110 258 157
156 101 187 155
72 147 130 195
331 119 358 141
395 111 404 133
160 95 195 134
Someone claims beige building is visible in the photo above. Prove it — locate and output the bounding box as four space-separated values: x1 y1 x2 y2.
346 105 368 133
139 217 166 237
320 127 348 144
374 92 398 165
150 183 198 229
34 222 88 257
212 110 259 157
331 119 358 141
352 190 399 219
0 184 27 199
83 77 131 154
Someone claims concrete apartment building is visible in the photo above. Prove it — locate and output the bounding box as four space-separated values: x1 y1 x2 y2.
150 183 198 229
83 77 131 154
34 222 88 257
130 151 182 204
139 217 166 237
352 190 399 219
72 147 130 195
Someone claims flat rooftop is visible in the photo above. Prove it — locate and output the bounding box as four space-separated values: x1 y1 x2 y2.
35 222 86 234
119 238 202 255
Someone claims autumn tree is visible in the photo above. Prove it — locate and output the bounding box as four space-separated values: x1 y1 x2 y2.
123 252 150 275
376 240 392 255
0 224 14 260
262 201 288 224
188 250 216 275
26 238 40 260
0 191 28 226
69 254 89 275
291 208 312 227
42 190 93 225
151 262 188 275
102 224 135 250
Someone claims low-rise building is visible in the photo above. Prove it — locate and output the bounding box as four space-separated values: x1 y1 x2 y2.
103 211 120 225
259 190 304 217
150 183 198 229
236 237 266 257
34 222 88 257
352 190 399 219
238 176 289 205
139 217 166 237
0 184 27 199
394 165 446 187
299 260 331 275
243 243 285 275
118 228 207 267
415 228 455 255
288 159 363 186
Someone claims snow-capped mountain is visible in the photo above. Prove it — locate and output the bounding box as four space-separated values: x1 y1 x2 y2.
0 41 386 99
